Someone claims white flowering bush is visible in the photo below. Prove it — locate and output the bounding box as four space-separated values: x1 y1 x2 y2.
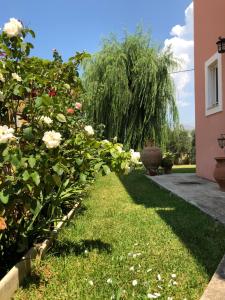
0 18 140 271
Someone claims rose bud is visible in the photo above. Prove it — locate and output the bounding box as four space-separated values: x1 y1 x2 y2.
48 89 57 97
67 108 75 114
75 102 82 110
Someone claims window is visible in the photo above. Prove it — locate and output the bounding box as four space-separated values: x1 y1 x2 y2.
205 52 223 116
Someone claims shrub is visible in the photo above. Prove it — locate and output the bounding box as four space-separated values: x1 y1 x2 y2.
0 18 139 274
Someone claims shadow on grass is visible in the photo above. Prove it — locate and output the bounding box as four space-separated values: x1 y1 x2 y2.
50 238 112 257
20 271 41 289
119 169 225 277
75 203 88 215
18 239 112 291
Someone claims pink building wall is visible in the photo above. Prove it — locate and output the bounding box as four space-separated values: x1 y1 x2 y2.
194 0 225 181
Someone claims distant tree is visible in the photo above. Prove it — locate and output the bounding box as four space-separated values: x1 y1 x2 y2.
82 28 179 149
166 125 193 164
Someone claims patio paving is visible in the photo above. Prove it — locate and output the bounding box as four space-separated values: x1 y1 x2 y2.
146 173 225 226
146 173 225 300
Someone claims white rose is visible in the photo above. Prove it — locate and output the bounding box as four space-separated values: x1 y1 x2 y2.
12 73 22 82
102 139 110 144
0 73 5 83
40 116 53 125
130 149 140 164
42 131 62 149
3 18 23 38
84 125 94 136
0 125 15 143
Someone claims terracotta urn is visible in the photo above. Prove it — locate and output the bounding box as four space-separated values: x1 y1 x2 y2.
213 157 225 192
141 141 162 176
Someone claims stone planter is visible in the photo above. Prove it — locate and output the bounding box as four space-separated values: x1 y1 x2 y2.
141 144 162 176
213 157 225 192
163 165 173 174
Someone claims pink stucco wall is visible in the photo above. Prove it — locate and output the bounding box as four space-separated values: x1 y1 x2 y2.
194 0 225 181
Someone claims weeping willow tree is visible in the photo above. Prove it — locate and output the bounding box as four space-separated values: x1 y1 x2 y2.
83 28 179 149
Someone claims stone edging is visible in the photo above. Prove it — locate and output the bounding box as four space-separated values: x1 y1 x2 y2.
200 254 225 300
0 202 80 300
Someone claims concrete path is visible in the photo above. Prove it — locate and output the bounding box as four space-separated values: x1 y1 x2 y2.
146 173 225 300
147 173 225 226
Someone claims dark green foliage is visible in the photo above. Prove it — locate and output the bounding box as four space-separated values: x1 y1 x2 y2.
166 125 195 164
83 29 179 149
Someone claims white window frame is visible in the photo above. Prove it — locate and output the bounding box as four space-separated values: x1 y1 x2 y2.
205 52 223 116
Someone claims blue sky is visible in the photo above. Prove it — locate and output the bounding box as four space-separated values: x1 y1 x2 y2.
0 0 194 128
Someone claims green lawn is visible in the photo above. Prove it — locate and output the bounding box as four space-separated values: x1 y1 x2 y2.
172 165 196 173
14 168 225 300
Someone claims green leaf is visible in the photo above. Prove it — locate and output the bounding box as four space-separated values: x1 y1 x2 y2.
22 170 30 181
102 165 111 175
13 84 23 96
2 147 9 157
53 163 64 176
11 155 21 168
29 29 35 38
23 127 33 140
56 113 66 123
31 171 40 186
121 161 126 169
94 162 103 171
35 97 42 108
27 184 33 192
63 179 70 188
28 156 36 168
0 191 9 204
85 153 93 159
25 87 31 93
35 94 52 108
79 173 87 183
27 199 43 233
52 174 61 187
30 198 41 215
75 158 83 166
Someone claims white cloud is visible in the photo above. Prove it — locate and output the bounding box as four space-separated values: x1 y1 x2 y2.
164 2 194 108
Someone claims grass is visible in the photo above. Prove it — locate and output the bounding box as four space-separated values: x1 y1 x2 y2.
172 164 196 173
14 167 225 300
158 164 196 174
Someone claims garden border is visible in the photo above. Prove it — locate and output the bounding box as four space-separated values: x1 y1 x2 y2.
0 201 80 300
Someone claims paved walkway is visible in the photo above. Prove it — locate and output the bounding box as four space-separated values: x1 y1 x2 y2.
147 173 225 226
146 173 225 300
